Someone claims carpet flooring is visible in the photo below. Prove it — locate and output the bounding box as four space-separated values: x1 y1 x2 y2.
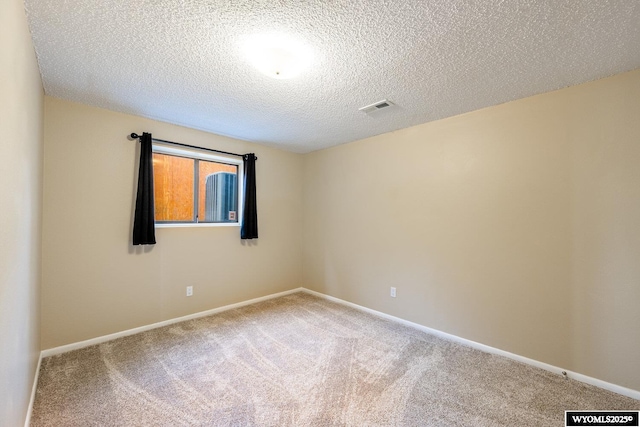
31 292 639 426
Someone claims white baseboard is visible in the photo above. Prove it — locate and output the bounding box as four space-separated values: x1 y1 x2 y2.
24 352 42 427
41 287 304 358
301 288 640 401
36 286 640 402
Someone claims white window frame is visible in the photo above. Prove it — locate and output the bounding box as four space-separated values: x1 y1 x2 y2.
152 143 244 228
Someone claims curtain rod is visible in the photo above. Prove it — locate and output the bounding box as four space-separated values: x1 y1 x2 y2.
129 133 256 160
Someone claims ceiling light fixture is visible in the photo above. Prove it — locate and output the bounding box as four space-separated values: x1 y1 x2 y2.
242 34 313 79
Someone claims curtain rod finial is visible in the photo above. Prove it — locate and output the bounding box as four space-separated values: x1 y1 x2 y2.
130 132 140 139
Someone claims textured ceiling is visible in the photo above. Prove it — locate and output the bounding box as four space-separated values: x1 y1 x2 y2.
25 0 640 153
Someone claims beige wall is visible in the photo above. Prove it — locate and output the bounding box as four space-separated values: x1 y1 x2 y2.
0 0 44 425
303 69 640 391
4 1 636 412
37 66 640 392
41 97 303 349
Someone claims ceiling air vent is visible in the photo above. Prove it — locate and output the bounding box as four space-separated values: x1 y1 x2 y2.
359 99 395 114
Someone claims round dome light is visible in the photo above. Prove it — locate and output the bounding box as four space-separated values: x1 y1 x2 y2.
242 34 313 79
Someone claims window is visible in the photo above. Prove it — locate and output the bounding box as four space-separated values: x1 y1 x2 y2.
152 144 242 226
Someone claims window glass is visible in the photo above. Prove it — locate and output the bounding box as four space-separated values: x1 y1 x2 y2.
153 153 194 222
198 160 238 223
152 147 240 225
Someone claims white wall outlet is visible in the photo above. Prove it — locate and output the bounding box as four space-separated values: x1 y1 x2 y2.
390 287 396 298
186 286 193 297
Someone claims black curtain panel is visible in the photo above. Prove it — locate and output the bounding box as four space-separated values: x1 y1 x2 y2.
132 132 156 245
241 153 258 239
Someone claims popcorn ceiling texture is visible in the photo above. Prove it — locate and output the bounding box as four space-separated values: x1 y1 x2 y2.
24 0 640 153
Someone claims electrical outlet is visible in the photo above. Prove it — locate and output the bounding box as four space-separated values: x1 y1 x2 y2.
186 286 193 297
390 287 396 298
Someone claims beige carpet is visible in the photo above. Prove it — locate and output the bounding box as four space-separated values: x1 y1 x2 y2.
31 292 638 426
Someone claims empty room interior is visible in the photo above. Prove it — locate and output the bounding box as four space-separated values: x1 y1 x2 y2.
2 0 640 425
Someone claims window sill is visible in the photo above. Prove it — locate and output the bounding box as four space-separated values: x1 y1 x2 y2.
155 222 240 228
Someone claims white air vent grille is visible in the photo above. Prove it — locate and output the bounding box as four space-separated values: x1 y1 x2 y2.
359 99 395 114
